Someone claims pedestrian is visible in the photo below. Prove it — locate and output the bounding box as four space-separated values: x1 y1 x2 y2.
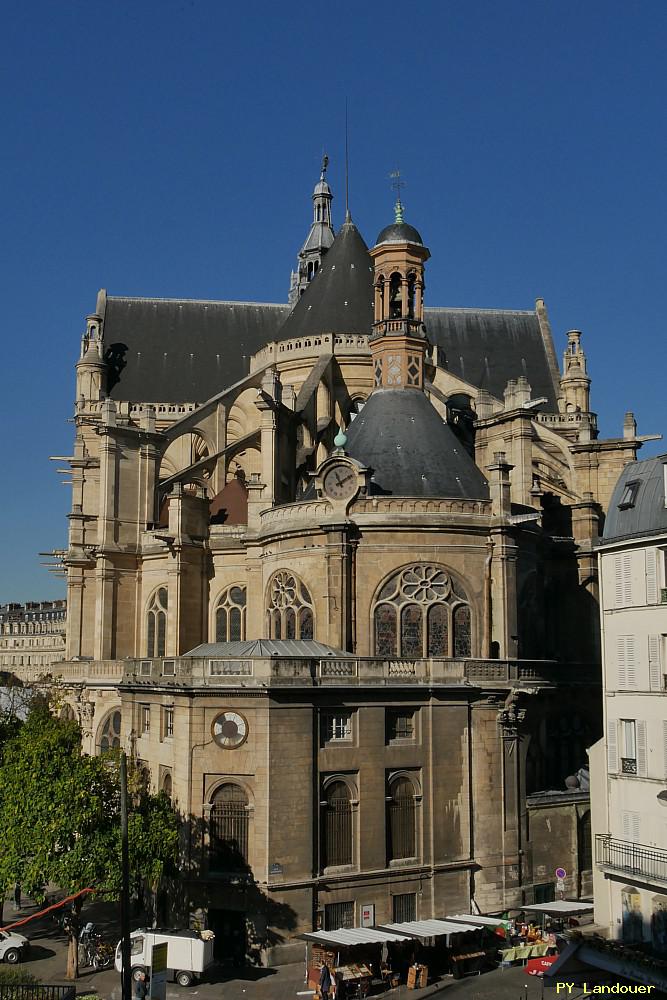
133 971 148 1000
13 883 21 910
319 961 332 999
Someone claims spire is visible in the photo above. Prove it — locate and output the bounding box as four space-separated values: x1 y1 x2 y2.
288 157 336 307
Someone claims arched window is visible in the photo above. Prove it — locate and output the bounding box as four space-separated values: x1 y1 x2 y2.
210 783 250 872
266 571 315 640
387 776 417 861
162 772 173 799
389 272 402 318
323 781 352 868
372 565 473 657
407 272 417 319
215 586 247 642
98 710 122 752
147 587 168 657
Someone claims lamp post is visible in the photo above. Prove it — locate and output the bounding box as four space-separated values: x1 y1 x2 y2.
120 751 132 1000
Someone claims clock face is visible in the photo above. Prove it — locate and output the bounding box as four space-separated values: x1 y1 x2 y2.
211 711 248 749
322 463 358 501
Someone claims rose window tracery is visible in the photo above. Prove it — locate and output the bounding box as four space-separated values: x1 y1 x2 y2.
266 571 314 641
373 564 472 658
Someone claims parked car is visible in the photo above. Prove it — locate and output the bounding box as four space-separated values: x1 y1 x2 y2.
0 929 30 964
114 930 214 987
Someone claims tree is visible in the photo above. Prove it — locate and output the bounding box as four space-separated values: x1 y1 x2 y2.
0 707 179 978
129 789 179 927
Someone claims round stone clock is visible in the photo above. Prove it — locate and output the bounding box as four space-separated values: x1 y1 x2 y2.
211 711 248 749
322 462 358 501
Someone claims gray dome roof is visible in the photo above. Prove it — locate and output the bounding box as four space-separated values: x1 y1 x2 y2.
602 453 667 543
375 221 424 246
345 389 489 499
314 179 332 197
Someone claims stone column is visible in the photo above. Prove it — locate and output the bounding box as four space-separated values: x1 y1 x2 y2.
400 276 409 318
322 524 352 650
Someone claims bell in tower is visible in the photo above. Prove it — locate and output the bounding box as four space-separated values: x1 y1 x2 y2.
369 186 431 390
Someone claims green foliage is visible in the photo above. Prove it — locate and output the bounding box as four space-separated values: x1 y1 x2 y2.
0 708 179 903
0 965 40 986
0 706 120 899
129 790 179 894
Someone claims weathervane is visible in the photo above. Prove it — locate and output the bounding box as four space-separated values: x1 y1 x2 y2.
389 169 406 222
321 152 329 177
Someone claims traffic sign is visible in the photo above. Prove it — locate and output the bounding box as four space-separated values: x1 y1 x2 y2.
555 867 567 880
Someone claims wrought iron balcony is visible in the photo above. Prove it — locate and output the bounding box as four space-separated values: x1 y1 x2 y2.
621 757 638 774
596 834 667 886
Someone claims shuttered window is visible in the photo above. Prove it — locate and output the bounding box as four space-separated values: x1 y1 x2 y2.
646 549 658 604
617 635 637 689
622 811 641 844
614 552 634 607
607 719 618 773
636 720 648 777
614 555 624 607
649 635 661 691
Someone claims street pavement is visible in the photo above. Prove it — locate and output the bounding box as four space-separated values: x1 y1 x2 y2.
3 897 548 1000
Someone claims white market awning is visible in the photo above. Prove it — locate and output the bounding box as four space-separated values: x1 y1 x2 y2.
378 918 479 942
302 927 409 948
448 913 510 929
522 900 594 917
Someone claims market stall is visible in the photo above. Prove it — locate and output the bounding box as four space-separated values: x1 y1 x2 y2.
448 913 512 939
302 927 410 997
378 918 492 981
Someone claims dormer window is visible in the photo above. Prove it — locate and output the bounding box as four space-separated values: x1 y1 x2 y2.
618 480 640 510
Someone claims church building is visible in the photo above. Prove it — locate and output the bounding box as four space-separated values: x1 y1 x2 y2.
42 160 650 963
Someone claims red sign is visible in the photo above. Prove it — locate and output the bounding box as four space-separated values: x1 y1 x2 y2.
526 955 557 976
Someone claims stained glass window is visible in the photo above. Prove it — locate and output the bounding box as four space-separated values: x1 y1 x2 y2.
98 710 122 752
375 604 397 656
266 571 315 640
401 605 422 657
372 565 472 657
215 586 247 642
147 587 168 657
427 604 448 656
453 604 471 657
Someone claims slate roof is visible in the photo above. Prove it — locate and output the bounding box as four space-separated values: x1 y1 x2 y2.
183 639 346 657
277 217 374 342
99 225 560 408
344 388 490 499
104 297 289 403
425 307 559 408
601 453 667 544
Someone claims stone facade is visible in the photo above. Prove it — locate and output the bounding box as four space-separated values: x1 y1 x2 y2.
590 454 667 952
15 168 655 964
0 600 66 671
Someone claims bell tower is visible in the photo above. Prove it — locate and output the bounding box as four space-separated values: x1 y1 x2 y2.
369 192 431 390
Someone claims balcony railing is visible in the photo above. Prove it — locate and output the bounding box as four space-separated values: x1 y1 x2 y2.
621 757 638 774
596 834 667 885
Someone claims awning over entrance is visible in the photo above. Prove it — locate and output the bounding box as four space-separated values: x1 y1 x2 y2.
302 928 409 948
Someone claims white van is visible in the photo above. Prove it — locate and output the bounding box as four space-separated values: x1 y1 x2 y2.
114 929 215 987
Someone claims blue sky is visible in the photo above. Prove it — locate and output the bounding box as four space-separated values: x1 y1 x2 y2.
1 0 665 601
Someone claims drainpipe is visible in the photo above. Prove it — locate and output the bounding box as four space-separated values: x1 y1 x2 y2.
484 541 494 657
